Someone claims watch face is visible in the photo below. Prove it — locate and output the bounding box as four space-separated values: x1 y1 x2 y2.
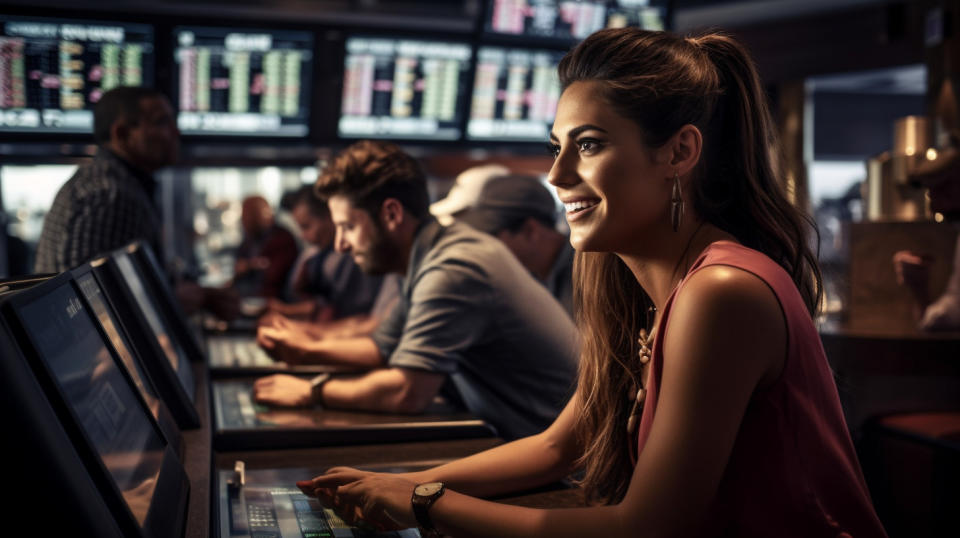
415 482 444 496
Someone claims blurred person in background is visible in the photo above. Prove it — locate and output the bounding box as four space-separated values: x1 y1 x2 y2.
260 184 400 338
34 85 238 319
893 142 960 331
233 195 298 298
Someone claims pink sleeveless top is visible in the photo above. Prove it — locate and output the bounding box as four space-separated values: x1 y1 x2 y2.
636 241 887 537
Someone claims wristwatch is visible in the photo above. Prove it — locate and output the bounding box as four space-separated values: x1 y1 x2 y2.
411 481 445 537
309 373 331 406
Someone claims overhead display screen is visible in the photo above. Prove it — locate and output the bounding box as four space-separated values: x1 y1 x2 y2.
174 26 312 136
485 0 665 41
467 46 563 142
338 36 472 141
0 15 154 133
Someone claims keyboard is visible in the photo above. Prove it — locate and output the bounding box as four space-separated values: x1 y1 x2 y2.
235 487 419 537
216 381 260 429
208 337 276 368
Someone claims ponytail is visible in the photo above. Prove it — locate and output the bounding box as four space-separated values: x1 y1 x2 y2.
692 33 822 316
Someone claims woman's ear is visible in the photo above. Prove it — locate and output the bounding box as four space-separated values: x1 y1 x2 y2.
669 124 703 177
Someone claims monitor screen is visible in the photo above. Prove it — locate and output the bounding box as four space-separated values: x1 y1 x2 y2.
485 0 665 40
466 46 563 142
173 26 312 136
114 253 195 401
17 281 166 528
338 36 472 141
76 271 164 423
0 15 154 133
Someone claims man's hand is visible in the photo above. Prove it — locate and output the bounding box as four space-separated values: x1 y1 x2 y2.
252 374 314 407
893 250 933 304
257 324 314 364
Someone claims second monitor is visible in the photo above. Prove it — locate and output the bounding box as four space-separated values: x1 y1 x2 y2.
173 25 313 136
338 35 472 141
466 46 564 143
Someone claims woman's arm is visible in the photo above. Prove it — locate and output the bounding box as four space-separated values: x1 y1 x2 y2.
309 265 787 537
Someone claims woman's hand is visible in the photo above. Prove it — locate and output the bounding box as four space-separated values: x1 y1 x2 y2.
298 467 420 531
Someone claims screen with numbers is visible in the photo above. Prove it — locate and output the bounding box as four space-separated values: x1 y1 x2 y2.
466 46 564 142
338 36 472 141
0 15 154 134
485 0 664 41
174 26 312 136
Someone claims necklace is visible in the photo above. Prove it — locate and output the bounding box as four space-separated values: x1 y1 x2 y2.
626 305 656 437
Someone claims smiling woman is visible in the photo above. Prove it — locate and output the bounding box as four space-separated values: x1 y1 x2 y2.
298 28 889 538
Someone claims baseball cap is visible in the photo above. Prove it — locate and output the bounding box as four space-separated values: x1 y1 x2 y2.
430 164 510 224
456 174 558 234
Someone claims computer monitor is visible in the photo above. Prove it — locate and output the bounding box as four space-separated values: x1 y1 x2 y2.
124 242 206 364
92 250 200 428
484 0 665 41
338 35 472 141
0 14 154 133
0 310 126 537
73 262 184 455
466 46 564 142
173 25 312 136
0 273 188 538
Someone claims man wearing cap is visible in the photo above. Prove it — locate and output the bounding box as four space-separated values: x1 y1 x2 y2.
432 170 574 316
429 164 510 225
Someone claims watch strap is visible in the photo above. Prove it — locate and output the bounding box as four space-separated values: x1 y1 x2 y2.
309 373 331 406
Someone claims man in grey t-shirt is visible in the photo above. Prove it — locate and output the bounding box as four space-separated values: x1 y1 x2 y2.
254 141 578 439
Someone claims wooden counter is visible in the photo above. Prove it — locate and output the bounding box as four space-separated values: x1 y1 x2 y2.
819 323 960 437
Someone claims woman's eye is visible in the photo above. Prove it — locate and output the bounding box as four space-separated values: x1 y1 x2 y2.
578 139 601 153
546 143 561 158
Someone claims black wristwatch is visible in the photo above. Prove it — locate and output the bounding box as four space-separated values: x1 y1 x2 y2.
411 481 445 537
309 373 331 406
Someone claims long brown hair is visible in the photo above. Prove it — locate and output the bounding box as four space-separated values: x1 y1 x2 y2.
561 28 823 505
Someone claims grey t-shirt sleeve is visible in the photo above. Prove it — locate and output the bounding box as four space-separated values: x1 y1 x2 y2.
385 267 492 374
370 274 403 318
370 297 406 361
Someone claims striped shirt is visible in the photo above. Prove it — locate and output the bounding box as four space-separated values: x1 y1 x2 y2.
34 149 161 273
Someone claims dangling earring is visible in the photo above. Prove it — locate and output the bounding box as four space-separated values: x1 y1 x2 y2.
670 171 684 232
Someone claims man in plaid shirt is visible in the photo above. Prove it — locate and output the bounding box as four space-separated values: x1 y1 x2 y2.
34 86 179 273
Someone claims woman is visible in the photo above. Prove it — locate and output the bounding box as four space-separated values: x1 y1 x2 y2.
297 28 887 537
